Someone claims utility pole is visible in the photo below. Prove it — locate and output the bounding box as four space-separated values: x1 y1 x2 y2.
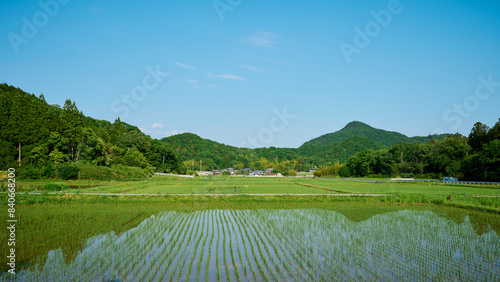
18 142 21 167
200 160 202 172
163 155 165 165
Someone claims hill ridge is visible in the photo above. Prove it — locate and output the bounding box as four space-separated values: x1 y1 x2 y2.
300 121 446 148
162 122 449 167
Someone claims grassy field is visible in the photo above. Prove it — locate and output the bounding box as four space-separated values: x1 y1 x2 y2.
7 175 500 197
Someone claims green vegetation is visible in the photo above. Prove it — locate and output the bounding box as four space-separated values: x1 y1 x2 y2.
302 121 449 147
5 176 500 209
341 120 500 181
163 122 449 171
2 175 499 278
0 84 185 179
1 199 498 280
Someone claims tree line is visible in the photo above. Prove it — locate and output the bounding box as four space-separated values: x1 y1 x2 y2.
0 84 185 180
336 121 500 181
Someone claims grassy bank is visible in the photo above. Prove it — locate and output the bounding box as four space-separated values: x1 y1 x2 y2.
5 175 500 196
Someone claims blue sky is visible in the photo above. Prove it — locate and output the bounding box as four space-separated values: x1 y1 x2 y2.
1 0 500 148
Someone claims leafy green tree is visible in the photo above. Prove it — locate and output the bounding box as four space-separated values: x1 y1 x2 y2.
428 134 470 177
314 165 335 177
60 99 83 160
0 140 17 168
46 132 69 155
150 139 184 173
339 165 351 177
480 140 500 181
49 149 66 164
5 89 29 166
109 117 126 144
122 147 150 170
468 122 490 152
28 145 50 166
488 118 500 142
77 128 105 165
346 150 378 177
107 144 125 165
117 131 151 157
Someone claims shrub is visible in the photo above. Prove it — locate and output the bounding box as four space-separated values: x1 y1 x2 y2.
43 183 68 191
41 165 56 179
17 165 41 180
339 165 351 177
58 165 79 180
76 163 147 180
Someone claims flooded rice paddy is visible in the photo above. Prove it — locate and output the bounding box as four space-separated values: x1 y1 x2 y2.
3 206 500 281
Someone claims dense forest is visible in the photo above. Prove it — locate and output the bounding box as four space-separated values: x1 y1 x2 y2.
337 121 500 181
0 84 185 180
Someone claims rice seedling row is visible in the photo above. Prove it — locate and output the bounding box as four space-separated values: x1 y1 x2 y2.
4 203 499 281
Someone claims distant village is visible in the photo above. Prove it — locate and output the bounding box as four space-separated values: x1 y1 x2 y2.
197 167 317 177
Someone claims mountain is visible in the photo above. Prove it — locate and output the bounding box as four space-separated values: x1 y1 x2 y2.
161 121 448 167
301 121 448 148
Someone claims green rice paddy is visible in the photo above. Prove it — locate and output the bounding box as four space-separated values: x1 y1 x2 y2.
1 176 500 280
2 201 499 281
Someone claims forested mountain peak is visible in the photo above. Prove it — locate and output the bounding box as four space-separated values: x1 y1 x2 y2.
301 121 409 147
343 121 372 130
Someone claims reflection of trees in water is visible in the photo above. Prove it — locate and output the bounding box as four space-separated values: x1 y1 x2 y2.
8 209 500 281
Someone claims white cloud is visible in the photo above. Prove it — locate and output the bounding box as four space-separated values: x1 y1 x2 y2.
218 74 244 80
206 72 244 81
140 128 154 134
174 62 195 69
239 65 263 72
243 32 278 49
151 123 164 129
238 64 282 76
165 130 183 136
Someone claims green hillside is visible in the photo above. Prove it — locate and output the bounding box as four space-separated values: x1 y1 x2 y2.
160 120 450 170
161 124 430 168
0 83 185 178
301 121 447 147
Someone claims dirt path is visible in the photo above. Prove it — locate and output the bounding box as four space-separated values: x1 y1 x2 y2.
22 192 392 196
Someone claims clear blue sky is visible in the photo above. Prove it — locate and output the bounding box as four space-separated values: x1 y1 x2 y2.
1 0 500 148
